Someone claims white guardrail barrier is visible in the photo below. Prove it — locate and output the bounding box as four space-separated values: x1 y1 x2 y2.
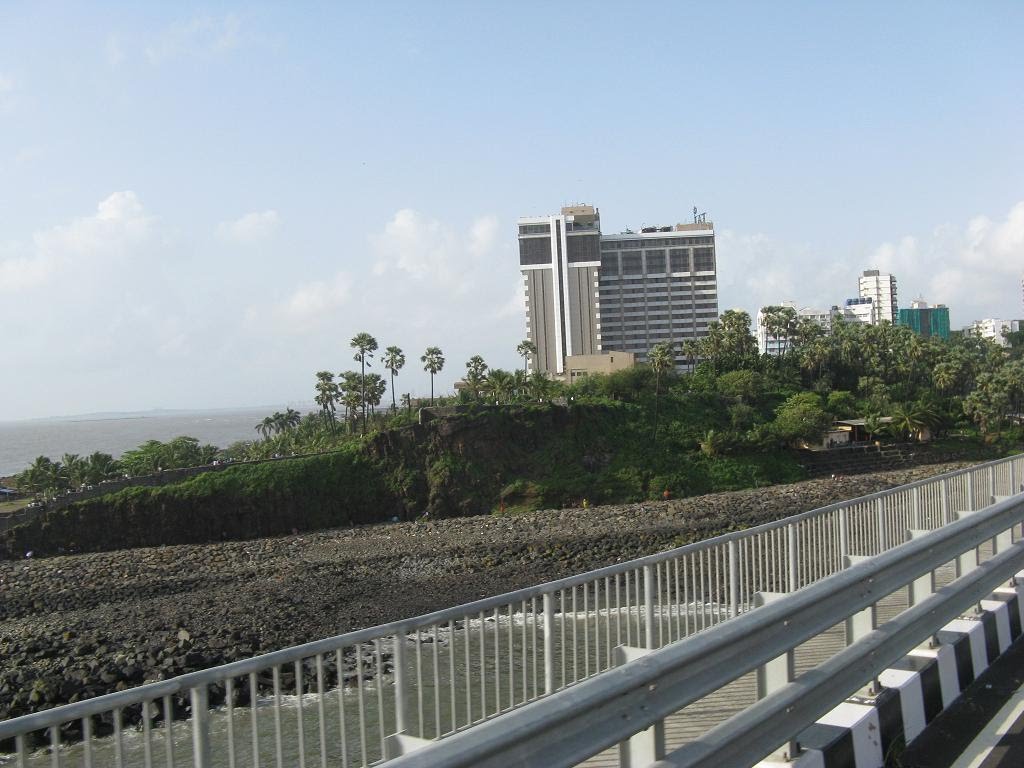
1 455 1023 767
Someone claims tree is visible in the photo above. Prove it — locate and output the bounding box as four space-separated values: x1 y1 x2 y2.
255 416 275 439
339 371 363 432
282 408 301 430
464 355 489 400
773 392 832 445
314 371 338 428
421 347 445 404
516 339 538 378
382 346 406 411
485 368 515 403
350 332 378 434
400 393 413 414
364 372 387 415
647 341 675 440
83 452 119 485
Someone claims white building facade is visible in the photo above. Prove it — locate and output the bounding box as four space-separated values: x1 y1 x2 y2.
858 270 898 324
965 318 1022 347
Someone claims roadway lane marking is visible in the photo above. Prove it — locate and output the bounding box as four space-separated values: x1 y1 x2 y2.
950 682 1024 768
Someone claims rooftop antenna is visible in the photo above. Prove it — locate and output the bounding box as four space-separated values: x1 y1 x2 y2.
693 206 708 225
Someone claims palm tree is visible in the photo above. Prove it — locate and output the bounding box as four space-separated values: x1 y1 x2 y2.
516 340 537 378
255 416 275 440
314 371 338 428
421 346 445 404
464 355 488 400
485 369 515 404
350 332 379 434
647 341 675 440
382 346 406 411
400 393 412 414
527 371 553 401
282 408 302 430
83 452 118 485
364 372 386 415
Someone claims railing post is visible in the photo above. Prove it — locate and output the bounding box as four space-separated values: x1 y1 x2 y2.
614 646 665 766
543 593 556 694
753 592 799 760
989 465 997 500
787 523 799 592
906 530 935 605
394 633 408 733
644 564 656 650
838 507 849 560
955 511 979 577
191 685 211 768
941 478 950 524
1011 458 1019 494
876 498 887 554
967 471 975 511
912 486 922 530
728 540 740 618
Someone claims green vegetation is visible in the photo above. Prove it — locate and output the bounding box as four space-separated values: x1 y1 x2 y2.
10 320 1022 527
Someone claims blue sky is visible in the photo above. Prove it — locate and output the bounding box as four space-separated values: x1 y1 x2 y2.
1 2 1022 420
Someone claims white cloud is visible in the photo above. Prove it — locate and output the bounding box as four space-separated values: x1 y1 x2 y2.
216 210 279 244
0 190 151 294
370 209 502 296
867 201 1024 323
145 14 242 64
0 73 14 93
271 272 352 331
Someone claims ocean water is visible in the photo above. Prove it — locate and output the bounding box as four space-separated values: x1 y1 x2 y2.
0 407 307 477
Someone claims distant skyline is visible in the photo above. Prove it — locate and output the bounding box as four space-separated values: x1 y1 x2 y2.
1 2 1022 420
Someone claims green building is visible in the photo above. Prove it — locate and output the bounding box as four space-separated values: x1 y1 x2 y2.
898 300 950 339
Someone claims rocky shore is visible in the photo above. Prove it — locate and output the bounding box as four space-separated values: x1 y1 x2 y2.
0 462 970 726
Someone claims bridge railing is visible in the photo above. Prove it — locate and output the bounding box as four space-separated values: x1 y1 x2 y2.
1 454 1022 766
382 485 1024 767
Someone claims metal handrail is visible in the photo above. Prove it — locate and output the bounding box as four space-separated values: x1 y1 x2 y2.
383 493 1024 767
1 453 1021 766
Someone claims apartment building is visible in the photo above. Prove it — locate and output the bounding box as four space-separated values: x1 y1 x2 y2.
858 270 898 324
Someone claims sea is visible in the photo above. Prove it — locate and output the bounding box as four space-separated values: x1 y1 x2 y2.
0 406 312 478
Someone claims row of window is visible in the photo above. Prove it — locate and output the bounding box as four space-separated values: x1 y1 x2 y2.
600 236 714 249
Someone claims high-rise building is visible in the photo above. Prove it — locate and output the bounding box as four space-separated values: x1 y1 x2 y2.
897 299 950 339
858 270 898 324
518 204 718 374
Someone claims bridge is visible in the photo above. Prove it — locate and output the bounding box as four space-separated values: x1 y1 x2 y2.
2 455 1024 767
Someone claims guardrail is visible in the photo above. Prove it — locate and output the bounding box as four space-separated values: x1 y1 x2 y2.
1 454 1022 766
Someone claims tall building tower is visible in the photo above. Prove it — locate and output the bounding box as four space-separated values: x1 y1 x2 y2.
518 205 601 376
858 269 898 324
518 204 718 374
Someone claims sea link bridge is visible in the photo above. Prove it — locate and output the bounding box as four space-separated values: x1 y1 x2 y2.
3 456 1024 767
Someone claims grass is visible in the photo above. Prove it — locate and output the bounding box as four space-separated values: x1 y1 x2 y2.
0 499 28 514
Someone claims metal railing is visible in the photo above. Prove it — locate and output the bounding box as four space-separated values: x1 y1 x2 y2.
1 454 1022 766
384 487 1024 767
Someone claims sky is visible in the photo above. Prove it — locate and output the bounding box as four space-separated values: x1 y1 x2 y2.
1 2 1022 421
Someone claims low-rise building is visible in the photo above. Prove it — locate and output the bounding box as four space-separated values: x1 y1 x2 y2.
964 318 1022 347
559 351 636 383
